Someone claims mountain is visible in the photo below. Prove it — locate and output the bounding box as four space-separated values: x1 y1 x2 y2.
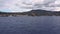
0 9 60 16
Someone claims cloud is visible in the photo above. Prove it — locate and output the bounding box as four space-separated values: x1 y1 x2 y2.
0 0 32 12
0 0 60 12
32 0 60 11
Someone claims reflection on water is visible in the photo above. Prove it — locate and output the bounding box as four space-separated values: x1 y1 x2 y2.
0 16 60 34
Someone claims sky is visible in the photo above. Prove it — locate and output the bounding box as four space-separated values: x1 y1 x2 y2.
0 0 60 12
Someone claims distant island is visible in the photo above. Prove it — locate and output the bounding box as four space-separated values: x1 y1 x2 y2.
0 10 60 16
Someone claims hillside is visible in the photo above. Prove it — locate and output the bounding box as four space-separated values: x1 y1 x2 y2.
23 10 60 16
0 10 60 16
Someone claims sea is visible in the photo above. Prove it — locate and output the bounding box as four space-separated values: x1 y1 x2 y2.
0 16 60 34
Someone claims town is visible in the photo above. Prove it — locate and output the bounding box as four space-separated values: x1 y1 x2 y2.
0 10 60 17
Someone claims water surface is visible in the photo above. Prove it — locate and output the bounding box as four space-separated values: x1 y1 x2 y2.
0 16 60 34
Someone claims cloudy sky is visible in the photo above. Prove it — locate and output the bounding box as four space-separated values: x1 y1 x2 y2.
0 0 60 12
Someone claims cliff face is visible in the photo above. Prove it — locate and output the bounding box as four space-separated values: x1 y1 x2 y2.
0 10 60 16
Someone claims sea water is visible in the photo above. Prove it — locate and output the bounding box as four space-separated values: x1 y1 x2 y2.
0 16 60 34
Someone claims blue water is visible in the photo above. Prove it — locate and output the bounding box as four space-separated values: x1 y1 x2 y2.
0 16 60 34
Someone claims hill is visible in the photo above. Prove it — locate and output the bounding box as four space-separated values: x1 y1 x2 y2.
0 10 60 16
